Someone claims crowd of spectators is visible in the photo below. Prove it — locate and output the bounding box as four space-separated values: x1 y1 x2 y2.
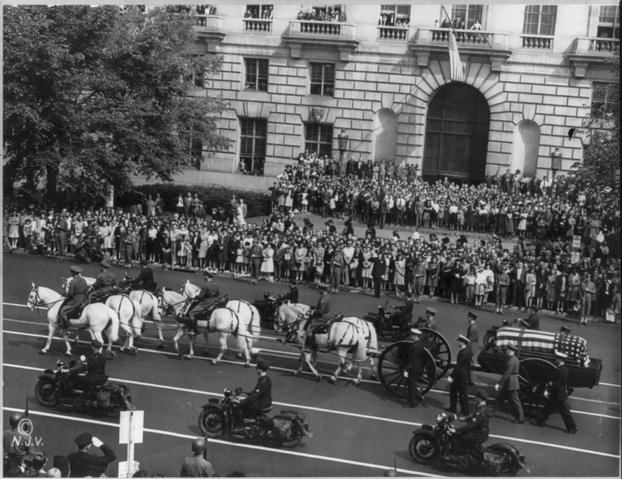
297 6 346 22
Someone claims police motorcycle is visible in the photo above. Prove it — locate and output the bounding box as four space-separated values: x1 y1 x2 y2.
198 387 312 447
409 412 528 476
34 358 134 415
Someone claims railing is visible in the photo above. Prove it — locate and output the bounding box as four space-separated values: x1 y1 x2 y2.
574 36 620 53
521 34 554 50
415 28 509 50
378 25 410 41
288 20 356 39
244 18 272 33
194 14 223 32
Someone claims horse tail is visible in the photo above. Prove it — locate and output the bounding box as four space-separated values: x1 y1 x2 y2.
107 308 120 343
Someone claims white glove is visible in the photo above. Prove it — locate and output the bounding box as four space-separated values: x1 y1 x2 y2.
543 391 550 399
403 371 409 378
494 384 500 392
447 376 453 383
91 437 104 448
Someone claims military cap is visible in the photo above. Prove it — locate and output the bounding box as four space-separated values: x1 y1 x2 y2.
457 334 470 344
99 260 111 269
91 339 103 348
69 265 82 274
410 328 422 335
506 343 519 352
475 390 488 400
426 307 437 315
468 311 477 320
74 433 92 448
256 359 270 371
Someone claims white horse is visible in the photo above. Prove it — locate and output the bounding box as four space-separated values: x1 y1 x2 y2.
274 302 312 333
295 315 379 385
26 284 120 356
63 277 143 354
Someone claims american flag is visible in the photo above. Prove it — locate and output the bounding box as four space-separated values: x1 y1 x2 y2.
448 30 465 82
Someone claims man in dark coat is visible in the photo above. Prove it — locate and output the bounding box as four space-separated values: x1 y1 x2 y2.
452 389 490 453
67 340 108 392
533 351 578 433
520 305 541 330
59 265 89 331
466 311 479 385
68 433 116 478
233 360 273 430
446 335 472 415
371 252 384 298
281 281 299 304
89 261 117 303
184 274 221 330
493 344 525 423
128 260 156 292
405 329 425 407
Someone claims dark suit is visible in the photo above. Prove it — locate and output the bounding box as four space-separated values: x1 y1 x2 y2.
67 443 116 477
180 454 215 477
449 347 472 414
241 375 272 413
406 339 426 406
512 267 526 308
537 363 577 431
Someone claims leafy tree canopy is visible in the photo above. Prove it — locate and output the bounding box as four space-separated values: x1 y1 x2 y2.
3 5 230 204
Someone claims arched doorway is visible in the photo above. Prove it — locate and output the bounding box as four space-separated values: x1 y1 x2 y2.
423 83 490 181
372 109 398 163
511 120 540 177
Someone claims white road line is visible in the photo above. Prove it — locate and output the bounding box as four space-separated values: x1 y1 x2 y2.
4 326 621 411
1 406 438 477
4 362 621 459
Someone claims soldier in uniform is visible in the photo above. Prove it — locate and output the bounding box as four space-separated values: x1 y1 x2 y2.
89 261 117 303
450 390 490 457
446 335 472 415
183 273 221 332
66 340 108 393
59 265 89 332
238 359 272 418
533 351 578 433
493 343 525 423
411 307 437 330
304 284 332 347
394 293 417 331
128 259 157 292
404 328 425 407
179 438 215 477
466 311 479 385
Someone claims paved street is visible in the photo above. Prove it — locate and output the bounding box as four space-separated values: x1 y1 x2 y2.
3 252 620 477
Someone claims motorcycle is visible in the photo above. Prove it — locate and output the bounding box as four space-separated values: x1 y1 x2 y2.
198 388 312 447
409 412 529 476
35 359 134 415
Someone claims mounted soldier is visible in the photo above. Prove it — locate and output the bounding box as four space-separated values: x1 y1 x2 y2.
89 261 118 303
126 260 157 293
58 265 89 333
182 272 223 334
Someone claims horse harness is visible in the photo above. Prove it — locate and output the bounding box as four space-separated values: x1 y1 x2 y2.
232 299 256 328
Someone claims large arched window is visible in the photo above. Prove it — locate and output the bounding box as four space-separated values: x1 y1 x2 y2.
372 109 398 163
511 120 540 177
423 83 490 181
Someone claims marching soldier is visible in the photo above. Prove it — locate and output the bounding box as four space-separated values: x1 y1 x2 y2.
446 335 472 415
404 328 425 407
493 343 525 424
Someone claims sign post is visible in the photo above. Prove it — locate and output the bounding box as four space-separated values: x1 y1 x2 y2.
119 410 144 478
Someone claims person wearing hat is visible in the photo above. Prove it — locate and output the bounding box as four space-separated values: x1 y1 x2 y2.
410 307 437 333
493 343 525 424
183 273 221 332
127 259 157 293
67 432 116 478
446 335 472 415
449 390 490 458
233 359 273 430
179 437 216 477
89 260 118 303
466 311 479 385
532 351 578 433
66 339 108 395
58 265 89 332
404 329 425 407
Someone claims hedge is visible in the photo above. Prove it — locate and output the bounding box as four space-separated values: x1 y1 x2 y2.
117 183 272 218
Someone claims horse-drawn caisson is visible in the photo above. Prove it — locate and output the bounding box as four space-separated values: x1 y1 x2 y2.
477 323 602 414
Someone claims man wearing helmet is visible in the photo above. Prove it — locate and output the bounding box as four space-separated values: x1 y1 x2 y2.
180 437 215 477
3 413 29 474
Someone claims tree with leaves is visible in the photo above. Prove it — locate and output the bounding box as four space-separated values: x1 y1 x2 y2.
3 5 230 205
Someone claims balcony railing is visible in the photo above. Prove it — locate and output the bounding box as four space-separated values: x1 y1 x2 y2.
194 14 223 32
378 25 410 41
521 34 554 50
415 28 509 50
288 20 356 39
574 37 620 53
244 18 272 33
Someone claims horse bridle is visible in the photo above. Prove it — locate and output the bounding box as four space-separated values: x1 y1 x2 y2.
28 288 63 309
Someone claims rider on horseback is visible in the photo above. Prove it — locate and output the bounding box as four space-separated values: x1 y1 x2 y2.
89 261 118 303
182 273 220 333
126 260 157 293
303 284 333 348
58 265 89 333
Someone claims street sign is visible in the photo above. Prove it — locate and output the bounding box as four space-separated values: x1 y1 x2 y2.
119 410 144 445
118 460 140 478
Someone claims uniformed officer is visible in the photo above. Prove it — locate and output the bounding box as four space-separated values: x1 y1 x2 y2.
183 273 221 329
238 359 273 418
404 328 425 407
67 340 108 393
446 335 472 415
59 265 89 332
304 284 332 347
411 307 437 331
493 343 525 423
128 260 157 292
395 293 417 330
89 261 117 303
533 351 578 433
451 389 490 454
466 311 479 385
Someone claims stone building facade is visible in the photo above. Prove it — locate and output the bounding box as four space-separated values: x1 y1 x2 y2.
178 2 619 188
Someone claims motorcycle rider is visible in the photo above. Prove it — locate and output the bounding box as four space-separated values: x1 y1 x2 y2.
182 273 220 333
127 260 157 293
89 261 118 303
448 389 490 460
65 340 107 394
58 265 89 333
232 359 272 432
